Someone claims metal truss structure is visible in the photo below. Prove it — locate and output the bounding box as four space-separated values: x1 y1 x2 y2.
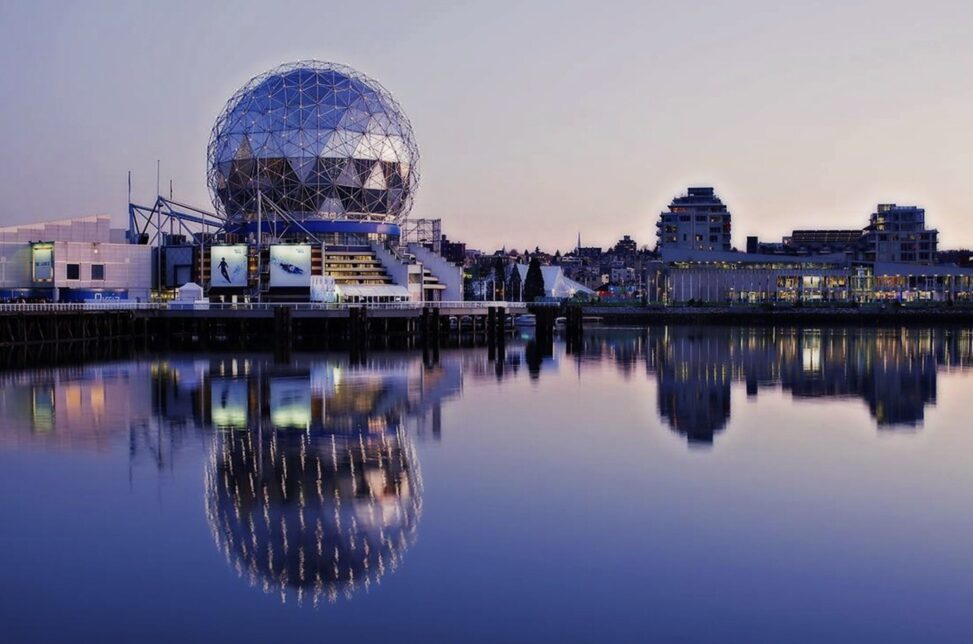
128 196 229 247
129 192 332 248
400 218 442 253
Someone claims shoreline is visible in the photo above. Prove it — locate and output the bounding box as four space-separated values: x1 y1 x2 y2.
581 305 973 326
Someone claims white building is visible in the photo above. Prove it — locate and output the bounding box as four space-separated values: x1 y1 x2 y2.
0 216 151 302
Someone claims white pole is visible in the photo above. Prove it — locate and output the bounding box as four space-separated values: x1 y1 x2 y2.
257 191 263 303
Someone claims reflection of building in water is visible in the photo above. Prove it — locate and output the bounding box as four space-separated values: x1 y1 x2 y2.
650 328 732 446
194 354 463 440
621 327 973 444
0 365 154 451
205 426 420 605
195 355 461 604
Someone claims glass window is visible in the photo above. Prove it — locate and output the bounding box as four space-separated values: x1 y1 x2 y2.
66 264 80 280
91 264 105 280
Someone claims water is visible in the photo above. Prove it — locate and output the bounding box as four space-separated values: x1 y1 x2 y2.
1 326 971 643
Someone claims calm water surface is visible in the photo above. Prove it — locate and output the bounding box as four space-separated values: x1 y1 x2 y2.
1 326 972 643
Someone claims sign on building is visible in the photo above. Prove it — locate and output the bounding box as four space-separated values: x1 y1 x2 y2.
210 244 248 287
269 244 311 287
32 243 54 283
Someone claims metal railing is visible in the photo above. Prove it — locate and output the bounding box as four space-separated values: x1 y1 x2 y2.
0 300 546 313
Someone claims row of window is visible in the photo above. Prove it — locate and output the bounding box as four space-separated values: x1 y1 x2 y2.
65 263 105 281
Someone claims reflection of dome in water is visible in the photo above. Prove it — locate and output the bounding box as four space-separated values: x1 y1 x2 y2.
205 428 421 605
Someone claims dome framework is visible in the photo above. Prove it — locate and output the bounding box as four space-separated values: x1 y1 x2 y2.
207 61 419 234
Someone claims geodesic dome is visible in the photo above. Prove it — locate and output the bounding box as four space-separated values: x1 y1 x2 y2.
207 61 419 231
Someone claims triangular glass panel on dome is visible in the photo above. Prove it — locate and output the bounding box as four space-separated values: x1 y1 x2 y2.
362 92 385 115
354 133 384 161
234 136 254 161
289 157 316 182
353 159 375 185
318 196 345 216
316 104 344 130
332 86 353 108
348 95 370 113
334 159 361 188
363 163 387 190
304 129 331 158
247 132 271 158
318 157 344 182
363 189 388 213
366 112 393 135
382 161 403 189
323 131 361 158
338 107 370 133
257 133 284 160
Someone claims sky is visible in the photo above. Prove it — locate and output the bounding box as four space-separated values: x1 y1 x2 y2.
1 0 972 252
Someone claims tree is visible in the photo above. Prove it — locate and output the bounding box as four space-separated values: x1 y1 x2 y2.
492 256 506 300
523 257 546 302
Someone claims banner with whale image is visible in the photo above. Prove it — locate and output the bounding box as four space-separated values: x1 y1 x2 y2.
269 244 312 288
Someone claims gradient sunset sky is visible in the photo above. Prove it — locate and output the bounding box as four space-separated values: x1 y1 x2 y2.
1 0 972 251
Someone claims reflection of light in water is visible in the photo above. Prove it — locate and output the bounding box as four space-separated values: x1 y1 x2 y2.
204 427 421 606
802 334 822 373
210 379 248 429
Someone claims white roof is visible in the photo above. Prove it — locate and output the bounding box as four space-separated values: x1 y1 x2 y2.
176 282 204 299
513 264 595 298
336 284 411 298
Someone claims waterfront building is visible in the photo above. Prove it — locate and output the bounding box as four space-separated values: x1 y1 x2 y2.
864 204 938 264
656 187 732 252
0 216 151 302
647 247 973 304
647 248 858 304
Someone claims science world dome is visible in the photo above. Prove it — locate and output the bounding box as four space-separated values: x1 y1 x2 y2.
207 60 419 237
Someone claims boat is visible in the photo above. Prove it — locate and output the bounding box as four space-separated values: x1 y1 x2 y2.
554 316 567 328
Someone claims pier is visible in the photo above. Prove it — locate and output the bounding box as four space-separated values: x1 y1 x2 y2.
0 301 572 363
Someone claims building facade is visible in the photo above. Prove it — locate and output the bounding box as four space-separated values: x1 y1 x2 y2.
0 216 151 302
656 187 732 252
864 204 938 264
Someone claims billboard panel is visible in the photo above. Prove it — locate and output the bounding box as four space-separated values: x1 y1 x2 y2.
269 244 311 287
32 243 54 283
210 244 248 288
